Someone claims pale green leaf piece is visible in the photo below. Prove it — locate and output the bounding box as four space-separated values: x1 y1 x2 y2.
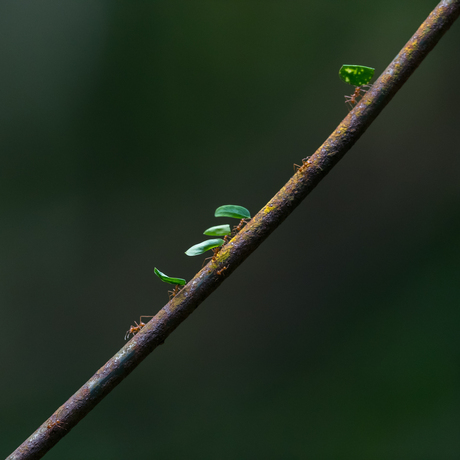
339 65 375 86
214 205 251 220
154 267 186 285
185 239 224 256
203 224 231 236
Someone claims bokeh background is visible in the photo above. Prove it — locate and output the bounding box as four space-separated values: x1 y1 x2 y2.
1 1 459 458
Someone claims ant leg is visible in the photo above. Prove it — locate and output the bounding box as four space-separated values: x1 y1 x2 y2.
345 97 353 107
56 420 67 431
140 316 154 323
125 322 138 340
202 256 213 268
168 284 182 300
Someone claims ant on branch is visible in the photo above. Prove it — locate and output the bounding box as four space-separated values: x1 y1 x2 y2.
168 284 183 300
47 419 65 431
344 85 371 110
205 219 250 268
294 156 311 172
124 316 154 340
202 246 222 267
231 218 249 237
211 246 222 262
217 266 228 276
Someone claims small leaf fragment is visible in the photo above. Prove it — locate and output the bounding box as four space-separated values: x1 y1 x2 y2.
203 224 231 236
339 65 375 86
185 239 224 256
215 205 251 220
154 267 186 285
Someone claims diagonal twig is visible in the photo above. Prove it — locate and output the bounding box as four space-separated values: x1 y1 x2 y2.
7 1 460 458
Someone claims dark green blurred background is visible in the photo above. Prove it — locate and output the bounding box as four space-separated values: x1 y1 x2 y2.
1 1 459 458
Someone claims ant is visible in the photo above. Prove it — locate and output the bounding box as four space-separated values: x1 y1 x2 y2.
344 85 371 110
47 419 65 430
124 316 154 340
168 284 182 300
217 266 228 276
294 156 311 172
202 246 223 267
232 218 249 236
211 246 222 262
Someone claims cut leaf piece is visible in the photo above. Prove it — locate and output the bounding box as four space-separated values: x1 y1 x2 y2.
185 239 224 256
203 224 231 236
215 205 251 220
154 267 186 285
339 65 375 86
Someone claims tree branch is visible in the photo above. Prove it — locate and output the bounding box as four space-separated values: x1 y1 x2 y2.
8 1 460 458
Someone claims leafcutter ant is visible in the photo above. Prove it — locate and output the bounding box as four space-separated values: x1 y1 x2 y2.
231 218 249 237
202 246 223 267
124 316 154 340
344 85 371 109
211 246 222 262
294 156 311 172
47 419 65 430
217 266 228 276
168 284 182 300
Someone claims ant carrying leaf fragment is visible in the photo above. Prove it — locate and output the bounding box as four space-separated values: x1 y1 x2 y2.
124 268 186 339
339 64 375 109
214 204 251 238
154 267 186 300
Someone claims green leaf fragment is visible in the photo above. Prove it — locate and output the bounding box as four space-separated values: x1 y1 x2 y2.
154 267 186 285
339 65 375 86
214 205 251 220
203 224 231 236
185 239 224 256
